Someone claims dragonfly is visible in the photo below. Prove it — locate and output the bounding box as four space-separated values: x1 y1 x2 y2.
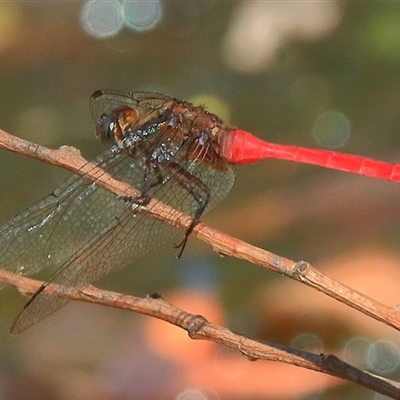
1 89 400 334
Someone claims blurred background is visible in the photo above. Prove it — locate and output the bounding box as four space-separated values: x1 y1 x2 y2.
0 1 400 399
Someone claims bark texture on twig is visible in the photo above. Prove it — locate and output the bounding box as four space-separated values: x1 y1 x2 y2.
1 270 400 398
0 128 399 398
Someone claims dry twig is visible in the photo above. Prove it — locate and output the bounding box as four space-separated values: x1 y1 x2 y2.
0 127 399 398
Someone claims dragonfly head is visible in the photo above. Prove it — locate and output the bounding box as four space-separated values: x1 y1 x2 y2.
95 112 124 151
95 107 143 152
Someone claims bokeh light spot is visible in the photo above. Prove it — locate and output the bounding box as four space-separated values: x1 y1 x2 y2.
122 0 163 32
290 332 323 353
367 340 399 374
81 0 123 39
312 110 351 149
341 337 371 369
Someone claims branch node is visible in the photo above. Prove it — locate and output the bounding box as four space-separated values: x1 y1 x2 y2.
239 345 258 361
58 145 81 156
293 260 310 275
147 292 164 300
186 314 208 339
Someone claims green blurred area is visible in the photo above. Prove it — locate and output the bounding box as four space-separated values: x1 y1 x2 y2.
0 2 400 399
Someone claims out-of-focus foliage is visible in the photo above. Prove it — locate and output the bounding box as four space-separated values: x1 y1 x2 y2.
0 2 400 399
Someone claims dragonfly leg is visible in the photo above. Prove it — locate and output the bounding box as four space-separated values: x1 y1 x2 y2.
120 194 152 214
162 161 211 258
118 158 165 207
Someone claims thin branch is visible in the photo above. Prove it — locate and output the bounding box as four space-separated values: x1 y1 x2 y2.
1 269 399 398
0 128 400 398
1 127 399 332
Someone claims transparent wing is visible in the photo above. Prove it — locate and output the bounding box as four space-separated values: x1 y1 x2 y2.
9 143 235 334
5 90 235 333
0 153 119 287
90 90 172 122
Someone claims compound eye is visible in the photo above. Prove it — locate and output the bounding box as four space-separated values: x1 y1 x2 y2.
95 113 119 148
